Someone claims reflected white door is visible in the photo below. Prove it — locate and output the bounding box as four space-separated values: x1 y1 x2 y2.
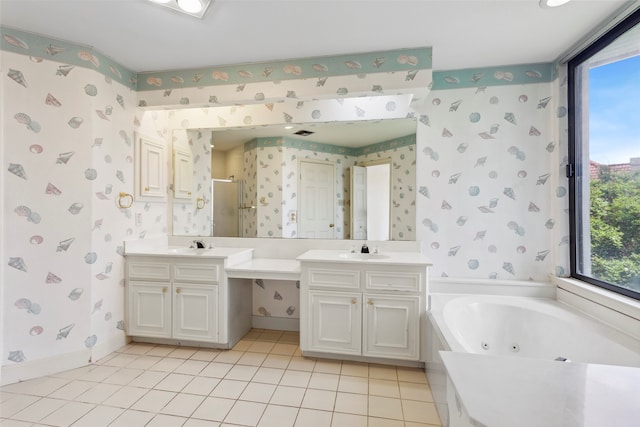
351 165 367 240
298 160 336 238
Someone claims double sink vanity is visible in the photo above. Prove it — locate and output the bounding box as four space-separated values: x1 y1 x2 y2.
124 240 431 366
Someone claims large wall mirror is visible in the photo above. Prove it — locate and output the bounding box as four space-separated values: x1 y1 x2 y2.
171 117 417 241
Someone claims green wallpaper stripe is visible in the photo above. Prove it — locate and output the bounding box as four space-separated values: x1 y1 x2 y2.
432 63 555 90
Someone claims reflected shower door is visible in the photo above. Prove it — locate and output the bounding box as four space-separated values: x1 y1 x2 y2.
212 179 241 237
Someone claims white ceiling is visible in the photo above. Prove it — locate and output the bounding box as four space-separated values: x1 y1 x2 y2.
0 0 635 73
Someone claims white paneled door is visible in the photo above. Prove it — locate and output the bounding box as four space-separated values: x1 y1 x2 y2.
298 160 336 238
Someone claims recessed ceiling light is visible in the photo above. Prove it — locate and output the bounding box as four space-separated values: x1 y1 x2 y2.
539 0 571 8
284 126 294 130
148 0 212 18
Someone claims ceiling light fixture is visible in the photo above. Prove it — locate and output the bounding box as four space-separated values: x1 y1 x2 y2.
149 0 212 18
539 0 571 8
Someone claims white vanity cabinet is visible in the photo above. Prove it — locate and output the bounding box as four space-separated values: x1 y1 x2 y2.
126 252 251 348
300 258 428 362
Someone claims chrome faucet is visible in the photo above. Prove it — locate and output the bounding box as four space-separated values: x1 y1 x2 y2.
360 242 370 253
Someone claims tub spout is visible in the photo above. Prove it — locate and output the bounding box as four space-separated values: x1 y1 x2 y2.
554 356 570 362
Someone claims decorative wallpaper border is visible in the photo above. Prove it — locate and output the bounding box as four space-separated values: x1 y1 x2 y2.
245 134 416 157
1 26 137 89
432 63 556 90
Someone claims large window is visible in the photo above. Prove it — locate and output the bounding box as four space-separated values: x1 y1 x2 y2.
569 9 640 300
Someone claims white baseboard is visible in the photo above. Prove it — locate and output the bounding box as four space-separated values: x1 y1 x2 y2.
1 349 91 386
1 333 129 386
252 316 300 332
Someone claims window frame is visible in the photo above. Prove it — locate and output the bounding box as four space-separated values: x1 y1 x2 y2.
568 8 640 301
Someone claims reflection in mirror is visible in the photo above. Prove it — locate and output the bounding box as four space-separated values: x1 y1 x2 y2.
171 119 417 240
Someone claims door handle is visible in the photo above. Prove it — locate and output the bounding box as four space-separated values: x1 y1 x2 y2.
329 224 335 228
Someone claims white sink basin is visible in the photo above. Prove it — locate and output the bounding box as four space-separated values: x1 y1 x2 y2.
339 252 390 260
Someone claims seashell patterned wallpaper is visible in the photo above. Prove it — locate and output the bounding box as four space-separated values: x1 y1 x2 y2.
2 25 569 373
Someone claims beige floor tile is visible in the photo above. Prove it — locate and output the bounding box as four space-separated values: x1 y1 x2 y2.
168 347 197 359
257 331 283 342
261 354 291 369
331 412 367 427
127 355 163 370
102 368 144 386
127 370 168 388
367 395 403 420
367 416 404 427
338 375 368 394
50 365 94 380
224 400 266 426
340 362 368 378
301 389 336 411
191 396 235 421
239 382 277 403
183 418 221 427
225 364 258 381
154 373 194 392
211 379 248 399
11 397 67 422
368 364 398 380
405 422 439 427
146 345 175 357
402 399 441 425
308 372 340 391
119 343 156 355
277 334 300 344
75 383 122 404
150 357 185 372
334 392 367 415
39 400 94 426
314 359 342 375
146 414 188 427
252 367 285 384
397 367 428 384
0 394 40 418
109 409 155 426
294 408 332 427
288 356 316 372
232 339 253 352
399 381 434 402
2 376 69 397
130 389 176 412
174 359 208 375
82 366 120 382
181 376 220 395
101 385 148 408
200 362 234 378
47 380 95 400
270 343 298 356
102 353 139 368
215 350 245 364
190 349 222 362
160 393 205 417
269 386 305 407
369 378 400 398
238 351 268 366
257 404 298 427
0 419 34 427
71 404 124 427
248 341 276 354
280 370 311 388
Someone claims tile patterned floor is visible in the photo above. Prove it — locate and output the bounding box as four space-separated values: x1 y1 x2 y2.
0 329 441 426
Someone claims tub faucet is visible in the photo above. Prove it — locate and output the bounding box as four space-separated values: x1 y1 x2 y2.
361 242 369 254
191 240 206 249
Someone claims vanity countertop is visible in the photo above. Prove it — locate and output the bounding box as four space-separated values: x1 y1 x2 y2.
125 246 254 261
226 258 301 281
441 351 640 427
297 249 432 266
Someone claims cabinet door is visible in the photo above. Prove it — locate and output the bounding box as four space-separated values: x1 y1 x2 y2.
308 290 361 355
364 294 420 360
137 135 166 201
172 283 219 342
173 147 193 200
127 281 171 338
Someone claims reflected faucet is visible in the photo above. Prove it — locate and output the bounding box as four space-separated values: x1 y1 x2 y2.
191 240 206 249
361 242 370 254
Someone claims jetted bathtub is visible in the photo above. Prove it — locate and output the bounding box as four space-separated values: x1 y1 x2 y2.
430 294 640 367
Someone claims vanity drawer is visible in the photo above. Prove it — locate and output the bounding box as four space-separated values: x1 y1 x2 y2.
174 263 220 283
128 261 170 281
308 268 360 290
365 271 421 292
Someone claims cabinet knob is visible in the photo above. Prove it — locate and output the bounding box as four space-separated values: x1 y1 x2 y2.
162 287 167 293
368 299 374 305
144 187 150 192
176 288 181 294
351 298 357 304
